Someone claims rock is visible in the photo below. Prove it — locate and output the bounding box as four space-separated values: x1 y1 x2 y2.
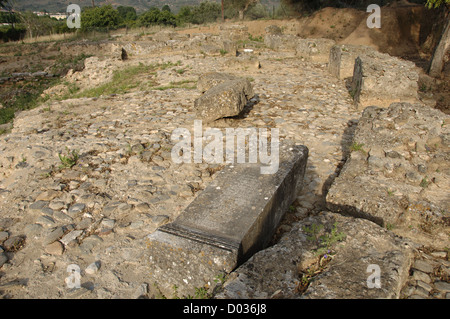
49 201 66 211
197 72 238 94
52 210 73 223
85 261 101 275
265 25 282 35
36 215 56 227
36 190 60 201
194 78 254 123
412 270 431 283
328 44 375 80
133 283 148 299
0 231 9 244
100 218 115 229
68 203 86 216
351 51 420 109
150 215 169 228
31 71 48 77
45 241 64 255
413 260 434 274
326 102 450 248
219 24 249 41
60 230 84 247
79 235 103 254
218 211 413 299
295 38 336 63
328 45 341 78
29 201 48 212
42 226 65 245
221 40 237 56
3 236 26 252
264 34 299 51
434 281 450 293
0 253 7 268
23 224 44 238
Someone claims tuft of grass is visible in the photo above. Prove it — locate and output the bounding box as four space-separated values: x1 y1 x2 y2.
248 34 264 42
152 79 197 91
420 176 429 188
58 148 79 169
349 142 365 153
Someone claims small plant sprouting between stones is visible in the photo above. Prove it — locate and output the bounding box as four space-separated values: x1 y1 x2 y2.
302 222 346 257
349 141 365 153
58 148 79 169
297 222 346 294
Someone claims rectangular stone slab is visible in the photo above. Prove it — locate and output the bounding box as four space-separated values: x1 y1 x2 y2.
147 144 308 297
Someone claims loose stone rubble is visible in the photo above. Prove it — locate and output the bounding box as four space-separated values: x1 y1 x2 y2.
0 25 448 299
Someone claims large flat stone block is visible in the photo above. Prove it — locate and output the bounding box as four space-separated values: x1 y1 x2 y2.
326 103 449 248
147 144 308 297
351 50 420 109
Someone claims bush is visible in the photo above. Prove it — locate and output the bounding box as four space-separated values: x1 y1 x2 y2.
0 25 26 42
0 107 15 125
190 1 221 25
81 5 122 31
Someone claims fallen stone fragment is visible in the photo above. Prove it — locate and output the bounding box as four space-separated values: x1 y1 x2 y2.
194 78 254 123
197 72 238 93
147 144 308 297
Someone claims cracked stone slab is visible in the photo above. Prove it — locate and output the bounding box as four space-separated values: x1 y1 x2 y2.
216 211 414 299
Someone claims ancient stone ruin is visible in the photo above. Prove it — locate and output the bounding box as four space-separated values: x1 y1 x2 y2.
0 23 448 300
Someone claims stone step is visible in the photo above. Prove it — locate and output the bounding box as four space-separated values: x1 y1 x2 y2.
147 143 308 297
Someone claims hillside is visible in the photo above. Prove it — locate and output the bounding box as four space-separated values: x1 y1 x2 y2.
11 0 281 13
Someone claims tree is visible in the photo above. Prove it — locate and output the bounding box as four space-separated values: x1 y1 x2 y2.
426 0 450 77
176 6 193 25
227 0 259 20
425 0 450 8
190 1 221 24
162 5 171 12
117 6 137 21
81 5 121 31
138 7 162 26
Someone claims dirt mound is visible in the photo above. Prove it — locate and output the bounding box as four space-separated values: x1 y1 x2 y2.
294 5 429 58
